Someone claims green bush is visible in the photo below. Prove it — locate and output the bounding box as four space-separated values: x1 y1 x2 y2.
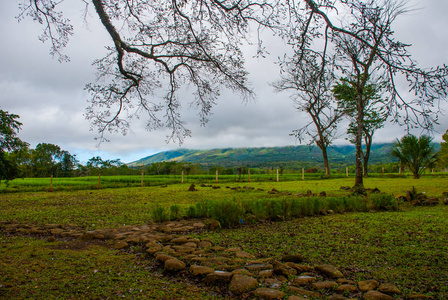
151 205 168 222
185 205 197 218
169 205 181 220
210 199 244 228
371 194 398 211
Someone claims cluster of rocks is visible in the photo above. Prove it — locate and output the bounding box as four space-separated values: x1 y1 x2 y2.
397 190 447 206
0 220 433 299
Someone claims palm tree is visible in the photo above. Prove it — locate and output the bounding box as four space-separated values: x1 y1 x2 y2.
390 135 437 179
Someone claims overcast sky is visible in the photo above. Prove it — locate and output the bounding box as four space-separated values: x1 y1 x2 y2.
1 1 447 164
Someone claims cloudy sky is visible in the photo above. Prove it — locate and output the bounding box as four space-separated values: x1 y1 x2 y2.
1 1 447 164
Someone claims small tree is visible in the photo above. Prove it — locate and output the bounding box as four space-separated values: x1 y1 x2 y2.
333 78 388 176
437 130 448 170
0 109 28 182
274 51 343 177
390 134 437 179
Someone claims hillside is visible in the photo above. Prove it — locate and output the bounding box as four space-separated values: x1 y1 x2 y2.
128 143 406 169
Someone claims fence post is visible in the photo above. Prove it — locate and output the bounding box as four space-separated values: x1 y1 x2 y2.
141 170 144 187
98 171 101 189
277 169 279 182
248 169 251 182
382 166 385 175
399 165 402 175
302 168 305 181
182 170 184 184
216 169 218 183
346 167 349 177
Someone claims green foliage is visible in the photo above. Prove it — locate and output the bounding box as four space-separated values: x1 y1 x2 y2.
0 109 27 181
169 205 181 220
391 135 437 179
210 198 245 228
150 205 168 222
371 193 398 211
438 129 448 169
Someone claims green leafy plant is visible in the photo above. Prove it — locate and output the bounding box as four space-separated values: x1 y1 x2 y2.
210 198 244 228
371 193 398 211
151 205 168 222
169 205 181 220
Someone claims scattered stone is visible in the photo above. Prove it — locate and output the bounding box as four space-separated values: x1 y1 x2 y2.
294 276 316 286
281 254 304 263
288 296 309 300
408 292 433 299
204 271 234 285
328 295 349 300
198 241 213 248
312 281 338 290
164 258 186 272
50 228 64 235
252 288 285 300
358 279 380 292
287 286 320 298
320 191 327 197
378 283 401 295
363 290 394 300
337 278 356 285
284 263 310 272
236 251 255 259
229 274 259 294
288 296 308 300
79 232 96 241
261 278 283 289
258 270 274 278
155 254 176 264
314 264 344 278
171 236 190 244
246 263 273 271
188 183 197 191
46 236 56 242
112 241 128 249
189 265 214 276
336 284 357 293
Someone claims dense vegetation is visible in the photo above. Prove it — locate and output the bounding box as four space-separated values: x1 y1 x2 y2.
1 177 447 299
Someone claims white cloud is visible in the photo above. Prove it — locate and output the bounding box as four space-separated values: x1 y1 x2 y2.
1 1 447 164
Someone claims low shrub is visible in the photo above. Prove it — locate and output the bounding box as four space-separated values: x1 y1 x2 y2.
151 205 168 222
371 193 398 211
169 205 181 220
210 198 244 228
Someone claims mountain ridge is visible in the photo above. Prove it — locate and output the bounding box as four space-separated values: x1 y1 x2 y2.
128 143 416 169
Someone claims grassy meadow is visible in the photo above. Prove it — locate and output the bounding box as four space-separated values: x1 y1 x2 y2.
1 175 447 299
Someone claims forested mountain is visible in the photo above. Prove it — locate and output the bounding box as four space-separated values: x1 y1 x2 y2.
129 143 415 170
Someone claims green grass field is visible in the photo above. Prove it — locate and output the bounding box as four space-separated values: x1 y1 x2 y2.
1 177 447 299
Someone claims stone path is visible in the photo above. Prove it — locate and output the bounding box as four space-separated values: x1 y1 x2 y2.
0 220 433 300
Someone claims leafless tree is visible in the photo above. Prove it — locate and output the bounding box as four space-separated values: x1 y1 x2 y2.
17 0 278 143
273 51 343 177
286 0 448 188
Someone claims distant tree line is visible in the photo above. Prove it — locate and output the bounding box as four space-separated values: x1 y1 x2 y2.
1 108 447 183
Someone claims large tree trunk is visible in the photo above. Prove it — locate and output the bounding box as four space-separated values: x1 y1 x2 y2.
320 144 330 178
354 94 364 188
363 134 372 177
